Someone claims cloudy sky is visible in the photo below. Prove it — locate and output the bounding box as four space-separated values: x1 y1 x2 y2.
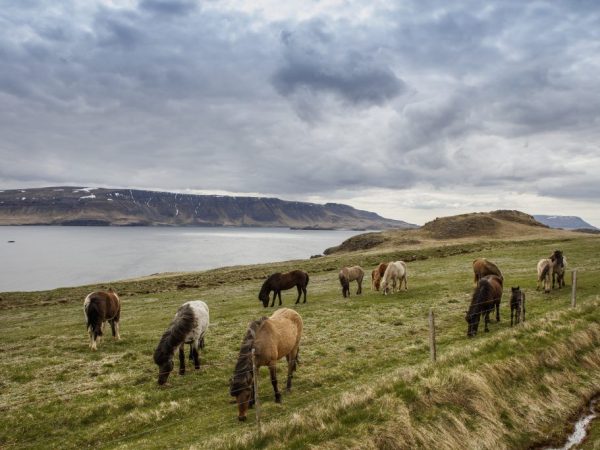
1 0 599 226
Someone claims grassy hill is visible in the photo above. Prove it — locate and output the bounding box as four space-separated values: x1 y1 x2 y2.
0 217 599 449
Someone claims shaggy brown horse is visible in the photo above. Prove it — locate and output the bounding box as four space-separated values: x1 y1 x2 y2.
230 308 303 421
371 262 388 291
339 266 364 298
472 258 503 286
83 288 121 351
510 287 525 326
550 250 566 289
465 275 503 337
258 270 309 307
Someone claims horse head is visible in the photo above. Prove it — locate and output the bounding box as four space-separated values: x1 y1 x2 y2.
153 347 174 386
465 306 479 337
230 373 253 421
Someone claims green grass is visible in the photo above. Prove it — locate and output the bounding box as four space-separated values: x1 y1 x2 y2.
0 235 599 449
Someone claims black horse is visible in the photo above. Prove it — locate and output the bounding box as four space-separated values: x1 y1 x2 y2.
465 275 503 337
258 270 309 307
510 287 526 326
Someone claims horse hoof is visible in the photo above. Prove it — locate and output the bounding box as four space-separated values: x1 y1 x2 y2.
238 416 247 422
275 395 282 403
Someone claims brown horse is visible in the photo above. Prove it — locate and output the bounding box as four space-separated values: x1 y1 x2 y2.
371 262 388 291
83 288 121 351
465 275 503 337
472 258 503 286
339 266 364 298
258 270 309 307
550 250 566 289
230 308 303 421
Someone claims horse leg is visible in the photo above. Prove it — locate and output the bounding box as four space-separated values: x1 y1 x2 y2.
522 295 526 322
303 285 307 303
286 350 297 392
192 344 200 370
496 301 500 322
484 310 490 332
109 319 117 339
178 344 185 375
269 364 281 403
357 279 362 295
269 292 275 308
296 285 302 303
278 291 282 306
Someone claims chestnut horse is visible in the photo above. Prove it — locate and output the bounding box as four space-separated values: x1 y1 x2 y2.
466 274 503 337
339 266 364 298
472 258 503 286
371 262 388 291
230 308 303 421
83 288 121 351
259 270 309 307
153 300 209 385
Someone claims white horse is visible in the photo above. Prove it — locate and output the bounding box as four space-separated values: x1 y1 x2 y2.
381 261 408 295
153 300 209 385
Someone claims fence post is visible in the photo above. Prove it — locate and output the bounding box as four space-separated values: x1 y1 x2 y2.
251 348 261 431
429 308 437 362
571 270 577 308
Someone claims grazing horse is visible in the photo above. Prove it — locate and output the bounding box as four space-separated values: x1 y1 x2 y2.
550 250 566 289
381 261 408 295
153 300 209 385
537 258 552 293
465 275 503 337
230 308 302 421
258 270 309 307
472 258 503 286
371 262 388 291
339 266 365 298
510 287 526 326
83 288 121 351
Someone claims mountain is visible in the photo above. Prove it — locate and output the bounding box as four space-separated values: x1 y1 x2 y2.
0 187 417 229
533 215 598 230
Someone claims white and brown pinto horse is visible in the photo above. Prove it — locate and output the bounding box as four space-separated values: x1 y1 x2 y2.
339 266 364 298
153 300 209 385
83 288 121 351
381 261 408 295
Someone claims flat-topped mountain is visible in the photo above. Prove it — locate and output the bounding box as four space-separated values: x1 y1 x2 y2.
533 215 598 230
0 187 416 229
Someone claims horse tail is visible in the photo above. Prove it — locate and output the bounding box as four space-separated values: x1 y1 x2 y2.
305 272 309 287
541 262 550 281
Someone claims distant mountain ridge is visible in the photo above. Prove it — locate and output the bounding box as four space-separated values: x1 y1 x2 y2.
0 187 417 229
533 215 598 230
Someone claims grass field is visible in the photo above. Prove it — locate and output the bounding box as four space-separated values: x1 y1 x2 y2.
1 234 599 449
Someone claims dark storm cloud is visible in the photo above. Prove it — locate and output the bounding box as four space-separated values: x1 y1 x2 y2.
0 0 599 208
273 22 405 107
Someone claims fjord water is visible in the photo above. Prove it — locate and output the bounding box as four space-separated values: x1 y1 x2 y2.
0 226 362 292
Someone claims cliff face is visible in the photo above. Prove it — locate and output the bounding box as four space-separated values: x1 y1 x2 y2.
0 187 417 229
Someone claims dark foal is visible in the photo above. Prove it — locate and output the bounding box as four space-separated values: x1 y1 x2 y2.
510 287 526 326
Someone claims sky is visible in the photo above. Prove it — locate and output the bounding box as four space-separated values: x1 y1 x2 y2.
1 0 599 226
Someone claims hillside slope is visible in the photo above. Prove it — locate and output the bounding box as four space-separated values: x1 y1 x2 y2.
324 210 579 254
0 187 416 229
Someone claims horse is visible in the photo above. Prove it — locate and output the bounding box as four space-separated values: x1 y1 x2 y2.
371 262 388 291
550 250 566 289
153 300 209 385
83 288 121 351
510 287 526 326
230 308 302 421
472 258 503 286
537 258 552 293
381 261 408 295
465 274 503 337
258 270 309 307
339 266 364 298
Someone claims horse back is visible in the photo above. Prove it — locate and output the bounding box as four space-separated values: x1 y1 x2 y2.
256 309 302 361
281 270 308 289
85 290 120 320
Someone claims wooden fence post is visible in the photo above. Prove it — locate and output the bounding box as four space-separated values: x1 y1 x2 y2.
571 270 577 308
252 348 261 431
429 308 437 362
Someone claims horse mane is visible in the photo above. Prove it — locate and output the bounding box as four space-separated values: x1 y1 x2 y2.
259 274 278 299
551 250 564 267
153 304 197 366
230 317 268 395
